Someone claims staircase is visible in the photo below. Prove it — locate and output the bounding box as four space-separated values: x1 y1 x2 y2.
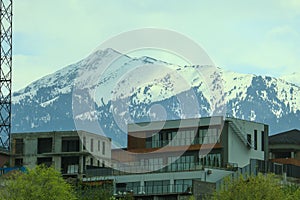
228 120 253 149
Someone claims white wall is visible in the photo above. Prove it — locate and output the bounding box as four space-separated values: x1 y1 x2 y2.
79 131 111 167
227 119 265 167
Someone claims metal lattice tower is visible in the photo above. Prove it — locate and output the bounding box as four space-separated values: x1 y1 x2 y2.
0 0 12 150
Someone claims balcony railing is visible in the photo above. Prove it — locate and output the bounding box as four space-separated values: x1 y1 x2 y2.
85 161 238 177
146 136 220 148
115 184 192 196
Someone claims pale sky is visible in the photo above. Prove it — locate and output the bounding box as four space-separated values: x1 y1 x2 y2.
13 0 300 91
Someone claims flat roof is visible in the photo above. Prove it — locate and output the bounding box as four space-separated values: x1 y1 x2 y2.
269 129 300 145
128 116 224 132
11 130 111 141
128 116 267 132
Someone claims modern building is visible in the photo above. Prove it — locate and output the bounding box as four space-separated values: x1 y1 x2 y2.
269 129 300 166
84 117 268 199
10 130 111 178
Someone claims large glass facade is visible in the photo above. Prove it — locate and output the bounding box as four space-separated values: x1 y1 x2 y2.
198 128 220 144
168 155 195 171
146 127 220 148
140 158 163 172
123 182 140 194
174 179 192 193
115 153 221 174
116 180 193 195
145 180 169 194
199 153 221 167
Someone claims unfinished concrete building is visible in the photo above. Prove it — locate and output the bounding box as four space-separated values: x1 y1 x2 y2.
10 130 111 178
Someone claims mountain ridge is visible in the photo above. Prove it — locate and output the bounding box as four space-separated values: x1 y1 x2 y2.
11 48 300 146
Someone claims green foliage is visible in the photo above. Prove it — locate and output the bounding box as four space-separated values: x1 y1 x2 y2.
283 184 300 200
210 173 280 200
188 196 196 200
74 180 135 200
210 173 300 200
0 165 76 200
75 181 114 200
109 194 134 200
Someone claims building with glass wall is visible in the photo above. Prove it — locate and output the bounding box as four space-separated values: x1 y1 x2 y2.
84 117 268 199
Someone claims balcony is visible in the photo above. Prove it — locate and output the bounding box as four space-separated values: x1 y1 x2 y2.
85 161 238 177
115 184 192 196
146 136 220 149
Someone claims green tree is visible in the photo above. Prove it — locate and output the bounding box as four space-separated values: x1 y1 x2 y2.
283 184 300 200
210 173 286 200
75 181 114 200
0 165 76 200
188 196 196 200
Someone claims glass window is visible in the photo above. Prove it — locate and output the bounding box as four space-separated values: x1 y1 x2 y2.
175 179 192 193
198 128 220 144
167 155 195 171
254 130 257 150
90 138 94 152
152 133 159 148
126 182 140 194
116 183 126 193
261 131 265 151
102 141 105 155
247 134 252 147
90 157 93 166
199 129 208 144
145 180 169 194
199 153 221 167
83 136 86 150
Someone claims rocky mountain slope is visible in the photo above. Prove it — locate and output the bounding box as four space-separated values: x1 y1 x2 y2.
12 48 300 146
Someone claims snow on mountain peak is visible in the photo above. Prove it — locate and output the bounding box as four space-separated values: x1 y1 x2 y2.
11 48 300 144
280 72 300 87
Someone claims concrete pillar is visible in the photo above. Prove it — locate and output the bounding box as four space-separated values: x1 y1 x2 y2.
25 156 36 169
53 156 61 172
291 152 295 158
79 156 84 174
26 138 37 155
54 135 62 153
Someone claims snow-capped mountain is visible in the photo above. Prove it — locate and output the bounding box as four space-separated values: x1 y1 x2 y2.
12 48 300 147
281 72 300 87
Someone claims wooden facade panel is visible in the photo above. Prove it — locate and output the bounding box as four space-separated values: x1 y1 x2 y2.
127 131 147 150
